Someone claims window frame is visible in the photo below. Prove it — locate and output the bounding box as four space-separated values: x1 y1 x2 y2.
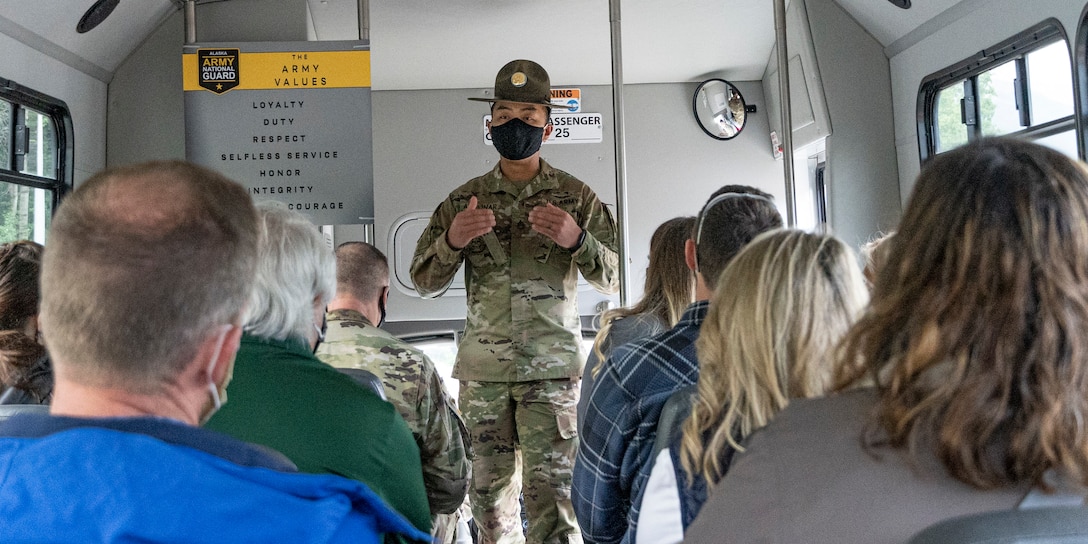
917 19 1075 162
1076 2 1088 160
0 77 74 212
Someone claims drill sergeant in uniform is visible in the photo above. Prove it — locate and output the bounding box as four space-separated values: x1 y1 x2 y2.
317 242 471 544
411 59 619 544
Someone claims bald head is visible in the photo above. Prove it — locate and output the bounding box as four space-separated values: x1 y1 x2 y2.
334 242 389 304
40 161 258 393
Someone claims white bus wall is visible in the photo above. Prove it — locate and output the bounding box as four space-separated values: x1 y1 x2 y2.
373 80 781 324
108 0 309 167
103 9 785 324
106 12 185 168
888 0 1085 203
807 0 902 247
762 0 902 251
0 26 106 186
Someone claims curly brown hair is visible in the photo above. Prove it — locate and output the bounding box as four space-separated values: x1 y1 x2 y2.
0 240 48 400
835 137 1088 489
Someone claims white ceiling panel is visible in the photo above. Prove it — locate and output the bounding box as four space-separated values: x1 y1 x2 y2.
832 0 965 46
2 0 971 87
4 0 176 74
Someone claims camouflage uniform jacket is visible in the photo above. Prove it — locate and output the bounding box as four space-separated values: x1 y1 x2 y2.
316 309 472 515
410 160 620 382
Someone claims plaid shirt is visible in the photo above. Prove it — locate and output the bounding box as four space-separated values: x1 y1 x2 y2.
573 301 709 544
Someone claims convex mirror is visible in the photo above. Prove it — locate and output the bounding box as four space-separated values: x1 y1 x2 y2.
693 79 747 140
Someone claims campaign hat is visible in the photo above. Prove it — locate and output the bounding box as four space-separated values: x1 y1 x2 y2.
468 59 555 107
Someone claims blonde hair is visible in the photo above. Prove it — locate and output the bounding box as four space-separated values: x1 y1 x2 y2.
859 231 894 289
679 229 868 486
836 137 1088 489
591 217 695 376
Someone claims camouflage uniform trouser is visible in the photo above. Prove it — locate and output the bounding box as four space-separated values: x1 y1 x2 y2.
459 379 582 544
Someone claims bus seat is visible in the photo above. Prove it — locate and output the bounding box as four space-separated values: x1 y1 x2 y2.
653 384 696 459
908 506 1088 543
0 403 49 422
336 368 388 401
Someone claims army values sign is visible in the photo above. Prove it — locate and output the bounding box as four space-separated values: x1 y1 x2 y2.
183 41 373 225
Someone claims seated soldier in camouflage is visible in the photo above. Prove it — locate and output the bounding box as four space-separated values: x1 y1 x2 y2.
317 242 471 544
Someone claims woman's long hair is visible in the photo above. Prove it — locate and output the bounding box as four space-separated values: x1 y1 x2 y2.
591 216 695 376
835 137 1088 489
680 229 868 486
0 240 47 398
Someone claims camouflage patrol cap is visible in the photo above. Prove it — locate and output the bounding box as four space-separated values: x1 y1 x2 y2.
468 59 555 107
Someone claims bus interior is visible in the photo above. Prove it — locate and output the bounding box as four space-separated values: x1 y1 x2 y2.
0 0 1085 380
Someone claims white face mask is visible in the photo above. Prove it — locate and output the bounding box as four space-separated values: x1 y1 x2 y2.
201 325 233 424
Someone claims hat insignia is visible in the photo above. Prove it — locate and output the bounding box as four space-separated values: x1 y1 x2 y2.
510 72 527 87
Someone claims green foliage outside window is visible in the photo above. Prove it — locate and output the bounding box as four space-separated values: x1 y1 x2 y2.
935 74 998 153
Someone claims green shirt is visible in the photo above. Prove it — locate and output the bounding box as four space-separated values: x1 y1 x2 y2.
410 160 620 382
205 333 432 534
316 309 471 515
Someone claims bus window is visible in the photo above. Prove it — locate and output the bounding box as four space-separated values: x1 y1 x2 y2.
935 83 968 153
919 20 1075 160
976 61 1016 137
1026 41 1075 126
405 331 599 401
1036 131 1079 158
0 182 52 243
0 80 72 244
0 101 9 170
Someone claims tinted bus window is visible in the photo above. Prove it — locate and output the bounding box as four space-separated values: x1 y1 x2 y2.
0 79 72 244
920 20 1076 160
935 83 968 153
0 101 9 171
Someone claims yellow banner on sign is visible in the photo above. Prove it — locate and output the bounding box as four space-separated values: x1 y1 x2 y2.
183 50 370 92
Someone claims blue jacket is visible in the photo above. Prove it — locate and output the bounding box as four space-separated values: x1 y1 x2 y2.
0 414 433 543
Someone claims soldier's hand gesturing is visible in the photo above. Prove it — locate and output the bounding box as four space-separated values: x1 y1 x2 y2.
447 196 496 250
529 203 582 249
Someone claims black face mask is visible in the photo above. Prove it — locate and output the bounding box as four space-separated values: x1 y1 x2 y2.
312 311 327 355
377 287 388 328
490 118 545 160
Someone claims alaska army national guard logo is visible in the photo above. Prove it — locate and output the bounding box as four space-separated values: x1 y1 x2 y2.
198 49 240 94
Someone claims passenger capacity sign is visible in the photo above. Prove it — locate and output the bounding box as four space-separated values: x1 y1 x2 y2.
483 112 603 145
183 41 373 225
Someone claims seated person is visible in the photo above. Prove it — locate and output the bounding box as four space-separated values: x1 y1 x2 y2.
859 230 894 290
684 137 1088 543
0 161 429 543
578 216 695 432
636 229 869 543
0 240 51 404
316 241 471 544
574 185 782 544
205 204 432 535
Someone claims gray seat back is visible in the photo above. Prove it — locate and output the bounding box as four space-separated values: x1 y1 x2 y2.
336 368 387 401
0 403 49 422
653 384 697 459
908 507 1088 544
